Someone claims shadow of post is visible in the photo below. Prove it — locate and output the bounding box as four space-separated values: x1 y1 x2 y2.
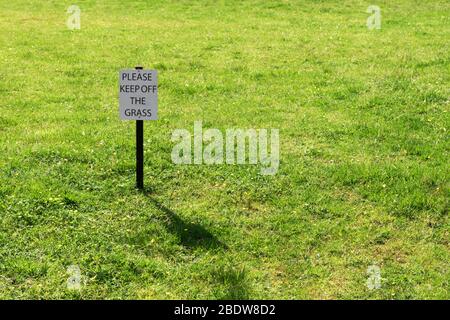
148 197 227 250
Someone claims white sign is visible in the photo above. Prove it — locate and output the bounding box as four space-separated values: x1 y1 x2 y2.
119 69 158 120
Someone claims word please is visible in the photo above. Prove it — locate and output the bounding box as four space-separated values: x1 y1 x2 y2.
121 71 153 81
171 121 279 175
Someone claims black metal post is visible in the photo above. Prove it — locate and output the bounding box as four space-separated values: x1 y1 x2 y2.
135 66 144 190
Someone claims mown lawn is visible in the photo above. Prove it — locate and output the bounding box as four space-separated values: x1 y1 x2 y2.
0 0 448 299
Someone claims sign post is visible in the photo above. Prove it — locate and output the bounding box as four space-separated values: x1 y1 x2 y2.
135 66 144 190
119 66 158 190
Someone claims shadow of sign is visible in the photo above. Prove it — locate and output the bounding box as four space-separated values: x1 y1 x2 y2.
148 197 227 251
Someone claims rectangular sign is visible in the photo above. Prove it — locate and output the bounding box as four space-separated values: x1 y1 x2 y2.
119 69 158 120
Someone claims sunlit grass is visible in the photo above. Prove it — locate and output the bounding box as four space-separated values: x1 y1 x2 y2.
0 0 448 299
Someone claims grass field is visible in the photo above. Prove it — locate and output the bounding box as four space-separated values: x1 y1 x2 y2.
0 0 449 299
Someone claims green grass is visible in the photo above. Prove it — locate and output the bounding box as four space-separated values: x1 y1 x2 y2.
0 0 449 299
